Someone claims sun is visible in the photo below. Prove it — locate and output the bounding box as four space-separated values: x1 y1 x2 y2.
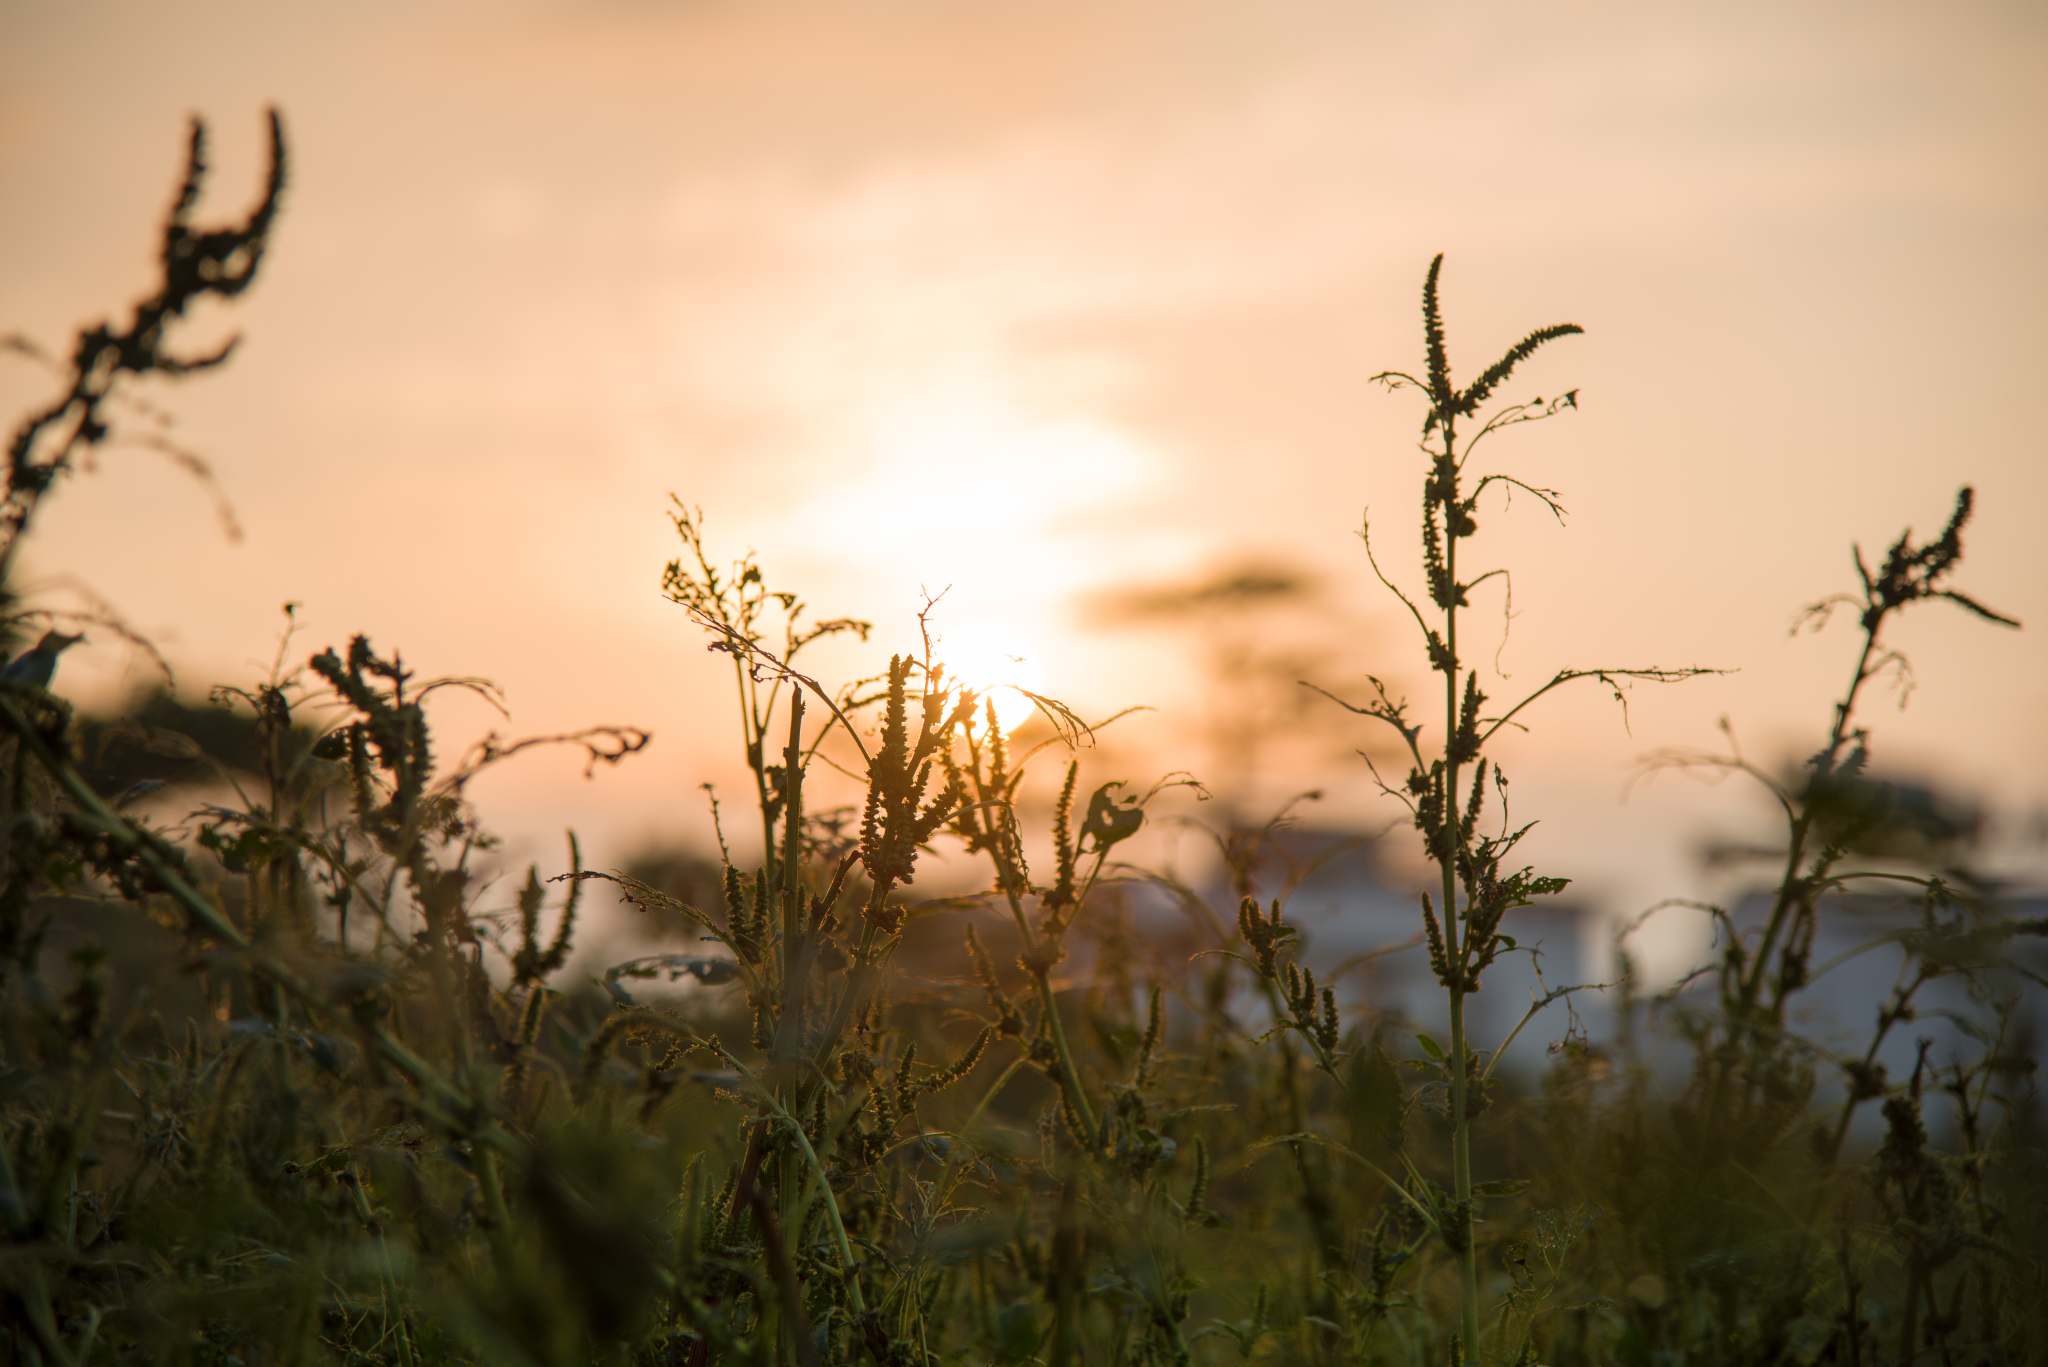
931 620 1043 733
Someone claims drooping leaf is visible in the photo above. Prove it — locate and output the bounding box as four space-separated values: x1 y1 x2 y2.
1080 782 1144 854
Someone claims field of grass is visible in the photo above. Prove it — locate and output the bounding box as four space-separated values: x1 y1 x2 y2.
1 114 2040 1367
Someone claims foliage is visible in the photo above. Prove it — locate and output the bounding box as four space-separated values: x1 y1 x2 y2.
0 122 2040 1367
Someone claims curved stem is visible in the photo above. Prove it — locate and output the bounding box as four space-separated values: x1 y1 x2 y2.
712 1042 870 1316
1032 969 1102 1148
932 1057 1030 1211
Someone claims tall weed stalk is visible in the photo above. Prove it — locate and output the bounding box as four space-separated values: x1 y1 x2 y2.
1314 255 1710 1355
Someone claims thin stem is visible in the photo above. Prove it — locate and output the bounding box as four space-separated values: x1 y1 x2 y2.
1031 968 1102 1149
1732 626 1876 1048
471 1144 518 1288
1248 1131 1437 1229
1817 957 1934 1167
970 742 1101 1150
932 1057 1030 1211
350 1163 419 1367
712 1043 870 1316
1438 415 1483 1357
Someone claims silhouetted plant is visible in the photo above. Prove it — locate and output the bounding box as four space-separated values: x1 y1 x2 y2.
2 110 285 588
1594 490 2041 1364
0 124 2039 1367
1308 253 1712 1357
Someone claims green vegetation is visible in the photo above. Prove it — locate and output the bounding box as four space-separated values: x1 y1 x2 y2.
0 116 2040 1367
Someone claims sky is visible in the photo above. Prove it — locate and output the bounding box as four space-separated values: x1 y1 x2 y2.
3 0 2045 976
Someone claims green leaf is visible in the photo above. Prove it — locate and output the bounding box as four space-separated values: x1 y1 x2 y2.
1415 1033 1445 1061
299 1145 353 1179
1472 1179 1530 1198
1497 871 1571 906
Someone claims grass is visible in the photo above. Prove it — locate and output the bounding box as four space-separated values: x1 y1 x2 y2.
0 114 2040 1367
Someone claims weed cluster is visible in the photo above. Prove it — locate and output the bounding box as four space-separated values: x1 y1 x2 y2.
0 119 2039 1367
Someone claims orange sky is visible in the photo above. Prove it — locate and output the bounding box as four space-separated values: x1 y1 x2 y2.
4 0 2045 973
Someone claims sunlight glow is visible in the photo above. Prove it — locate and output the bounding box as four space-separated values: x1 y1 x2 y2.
790 377 1156 608
931 619 1042 733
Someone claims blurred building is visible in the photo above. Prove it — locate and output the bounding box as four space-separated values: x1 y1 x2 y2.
1159 822 2045 1127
